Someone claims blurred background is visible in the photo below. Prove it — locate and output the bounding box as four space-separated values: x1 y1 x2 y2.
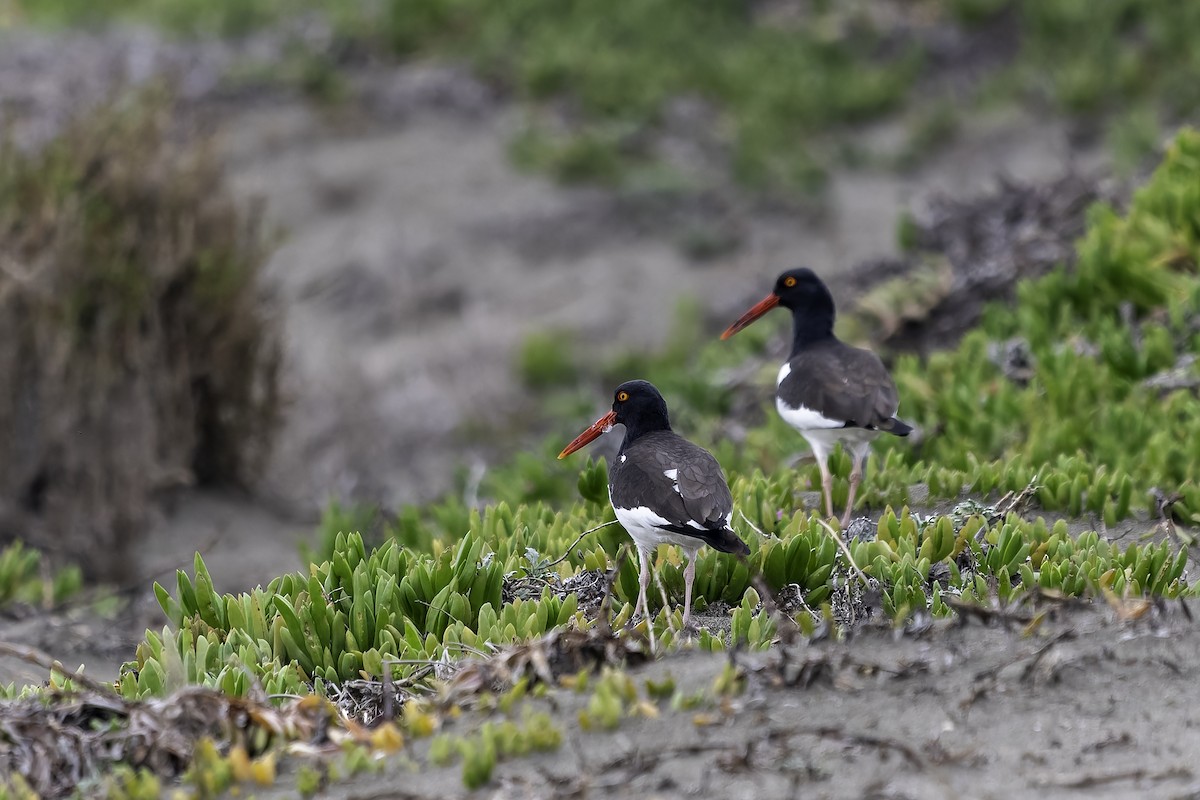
0 0 1196 620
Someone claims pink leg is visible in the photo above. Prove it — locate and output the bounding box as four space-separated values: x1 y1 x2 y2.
682 554 696 628
841 447 870 526
842 466 861 527
816 457 835 519
635 544 651 622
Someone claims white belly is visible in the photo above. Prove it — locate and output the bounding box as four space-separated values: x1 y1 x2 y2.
776 396 846 431
775 361 880 463
612 504 716 554
791 422 879 463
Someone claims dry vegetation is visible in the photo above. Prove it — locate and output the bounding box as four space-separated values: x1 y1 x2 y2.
0 94 281 580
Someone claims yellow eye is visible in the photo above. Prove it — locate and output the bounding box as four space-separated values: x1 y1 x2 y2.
617 391 630 402
784 276 797 288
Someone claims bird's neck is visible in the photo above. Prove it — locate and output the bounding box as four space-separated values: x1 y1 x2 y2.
789 308 836 357
618 418 671 454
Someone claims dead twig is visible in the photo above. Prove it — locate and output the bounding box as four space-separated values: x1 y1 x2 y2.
945 597 1035 626
1036 766 1192 789
959 629 1074 714
737 509 768 539
771 725 924 769
1018 629 1075 680
546 521 620 569
997 473 1040 518
0 641 118 696
975 629 1074 683
815 517 870 587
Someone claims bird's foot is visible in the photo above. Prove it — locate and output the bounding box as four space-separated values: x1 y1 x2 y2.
623 608 652 632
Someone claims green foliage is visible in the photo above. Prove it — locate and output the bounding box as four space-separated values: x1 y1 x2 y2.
92 765 162 800
21 1 1200 192
1017 0 1200 117
382 0 919 192
893 130 1200 513
0 542 82 608
109 130 1200 711
16 0 323 36
510 126 633 186
299 501 383 567
0 775 38 800
181 739 234 799
426 708 561 789
126 532 579 697
516 330 579 389
577 666 654 731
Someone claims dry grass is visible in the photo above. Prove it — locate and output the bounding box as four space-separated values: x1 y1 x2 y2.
0 90 281 580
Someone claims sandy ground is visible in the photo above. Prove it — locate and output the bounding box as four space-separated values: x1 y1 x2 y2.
230 92 1106 517
249 599 1200 800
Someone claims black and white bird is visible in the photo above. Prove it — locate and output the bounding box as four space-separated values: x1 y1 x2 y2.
721 268 912 525
558 380 749 627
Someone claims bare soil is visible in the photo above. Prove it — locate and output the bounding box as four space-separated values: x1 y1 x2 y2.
255 599 1200 800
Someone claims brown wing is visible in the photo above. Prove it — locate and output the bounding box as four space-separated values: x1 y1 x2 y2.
783 342 900 429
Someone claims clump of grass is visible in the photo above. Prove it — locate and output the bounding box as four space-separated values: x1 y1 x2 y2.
0 92 280 581
1017 0 1200 118
0 542 81 609
386 0 918 193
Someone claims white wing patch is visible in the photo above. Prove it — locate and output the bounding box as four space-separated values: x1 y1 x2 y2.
663 468 682 495
619 454 626 463
776 362 792 386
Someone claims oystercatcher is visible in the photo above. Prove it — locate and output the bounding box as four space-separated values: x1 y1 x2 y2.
721 268 912 525
558 380 749 627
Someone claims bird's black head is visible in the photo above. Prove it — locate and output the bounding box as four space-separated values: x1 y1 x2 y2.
721 267 836 353
557 379 671 459
771 267 834 315
610 379 670 433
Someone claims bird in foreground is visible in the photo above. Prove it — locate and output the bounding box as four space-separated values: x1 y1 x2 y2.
721 267 912 526
558 380 749 627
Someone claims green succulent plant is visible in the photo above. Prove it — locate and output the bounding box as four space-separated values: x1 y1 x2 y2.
114 129 1200 710
0 542 82 609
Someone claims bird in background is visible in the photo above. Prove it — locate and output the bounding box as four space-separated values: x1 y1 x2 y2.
558 380 749 627
721 267 912 526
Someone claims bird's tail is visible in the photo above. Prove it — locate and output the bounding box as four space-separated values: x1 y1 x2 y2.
882 417 913 437
712 528 751 556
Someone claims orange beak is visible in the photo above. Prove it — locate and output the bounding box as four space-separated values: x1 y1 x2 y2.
557 410 618 459
720 293 780 340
